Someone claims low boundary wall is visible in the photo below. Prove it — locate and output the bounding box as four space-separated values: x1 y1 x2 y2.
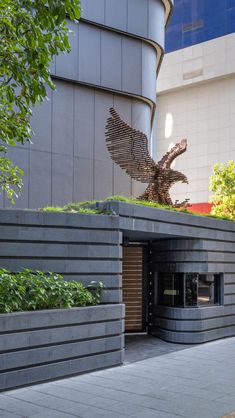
0 204 235 357
0 304 124 391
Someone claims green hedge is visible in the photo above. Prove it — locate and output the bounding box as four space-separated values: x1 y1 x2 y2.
0 269 104 313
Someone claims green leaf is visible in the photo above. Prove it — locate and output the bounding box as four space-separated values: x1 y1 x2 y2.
0 0 81 204
209 160 235 221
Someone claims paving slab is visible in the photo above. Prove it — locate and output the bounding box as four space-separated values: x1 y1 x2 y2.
1 337 235 418
124 334 193 363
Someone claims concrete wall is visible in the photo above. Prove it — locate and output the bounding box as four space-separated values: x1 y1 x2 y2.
0 210 122 304
3 0 173 209
0 304 124 390
154 32 235 204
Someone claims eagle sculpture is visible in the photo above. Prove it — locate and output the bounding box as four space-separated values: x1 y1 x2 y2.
105 108 188 207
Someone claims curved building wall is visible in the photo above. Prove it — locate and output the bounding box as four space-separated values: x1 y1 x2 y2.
151 238 235 344
3 0 173 209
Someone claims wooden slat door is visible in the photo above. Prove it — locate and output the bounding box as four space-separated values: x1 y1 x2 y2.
123 246 145 332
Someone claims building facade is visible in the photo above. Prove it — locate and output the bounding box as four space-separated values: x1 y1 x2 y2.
155 0 235 206
2 0 173 209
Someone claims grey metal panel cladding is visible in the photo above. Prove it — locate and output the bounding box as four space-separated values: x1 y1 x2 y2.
122 37 142 95
78 23 101 85
43 46 154 208
81 0 166 50
132 101 152 142
112 96 132 196
52 154 73 206
94 90 114 161
56 19 79 80
94 160 113 199
74 86 94 159
54 21 157 103
148 0 165 46
5 0 167 208
52 82 74 156
105 0 128 32
73 157 94 200
114 164 132 197
81 0 105 24
142 43 157 102
30 89 52 153
101 31 122 90
127 0 148 38
29 150 52 208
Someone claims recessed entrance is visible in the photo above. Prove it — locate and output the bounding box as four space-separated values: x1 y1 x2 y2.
122 245 146 332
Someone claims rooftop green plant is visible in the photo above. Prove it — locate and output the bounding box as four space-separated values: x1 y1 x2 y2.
42 204 113 215
42 195 234 222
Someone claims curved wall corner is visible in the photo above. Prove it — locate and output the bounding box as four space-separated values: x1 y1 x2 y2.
4 0 172 209
150 238 235 344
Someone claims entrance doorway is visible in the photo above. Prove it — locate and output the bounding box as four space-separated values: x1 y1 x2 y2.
122 245 146 332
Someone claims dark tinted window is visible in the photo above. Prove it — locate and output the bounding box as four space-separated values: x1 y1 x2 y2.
157 273 222 308
158 273 184 307
185 273 198 306
197 274 221 306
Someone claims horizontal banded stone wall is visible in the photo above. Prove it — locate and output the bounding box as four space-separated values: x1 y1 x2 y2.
0 304 124 390
150 238 235 343
98 201 235 344
0 210 122 304
1 202 235 347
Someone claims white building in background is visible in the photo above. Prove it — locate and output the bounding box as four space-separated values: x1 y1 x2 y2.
155 0 235 208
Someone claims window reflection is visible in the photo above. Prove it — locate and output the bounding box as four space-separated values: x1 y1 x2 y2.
157 273 222 308
158 273 184 307
185 273 197 306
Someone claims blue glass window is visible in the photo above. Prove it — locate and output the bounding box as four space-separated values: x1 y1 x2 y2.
166 0 235 53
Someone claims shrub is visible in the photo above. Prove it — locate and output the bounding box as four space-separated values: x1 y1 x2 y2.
210 160 235 221
0 269 103 313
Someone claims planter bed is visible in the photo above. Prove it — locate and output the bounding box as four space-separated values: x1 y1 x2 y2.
0 304 124 391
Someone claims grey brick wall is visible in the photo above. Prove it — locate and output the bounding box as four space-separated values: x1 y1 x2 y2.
100 201 235 344
1 202 234 347
0 210 122 304
0 304 125 390
150 238 235 343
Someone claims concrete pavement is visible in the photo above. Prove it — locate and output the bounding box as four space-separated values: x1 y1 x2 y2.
1 337 235 418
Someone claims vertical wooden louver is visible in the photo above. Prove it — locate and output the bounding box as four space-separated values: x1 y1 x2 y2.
123 246 144 332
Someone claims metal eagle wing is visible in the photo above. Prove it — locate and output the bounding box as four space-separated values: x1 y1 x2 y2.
105 108 156 183
158 139 187 169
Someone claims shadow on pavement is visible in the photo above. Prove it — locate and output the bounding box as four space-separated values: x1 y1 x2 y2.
124 334 193 364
